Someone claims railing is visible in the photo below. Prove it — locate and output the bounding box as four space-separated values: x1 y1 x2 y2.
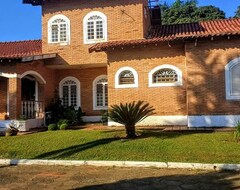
21 101 44 119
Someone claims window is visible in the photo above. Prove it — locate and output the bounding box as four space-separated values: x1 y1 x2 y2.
115 67 138 88
149 64 183 87
225 57 240 100
48 15 70 44
59 77 80 108
93 75 108 110
83 11 107 44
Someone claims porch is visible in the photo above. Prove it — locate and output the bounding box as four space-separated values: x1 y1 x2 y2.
0 71 46 131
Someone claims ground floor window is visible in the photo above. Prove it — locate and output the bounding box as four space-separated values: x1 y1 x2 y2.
93 75 108 110
59 77 81 108
225 57 240 100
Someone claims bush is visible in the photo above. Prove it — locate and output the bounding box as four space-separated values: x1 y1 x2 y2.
48 124 58 131
59 123 68 130
57 119 69 129
234 121 240 142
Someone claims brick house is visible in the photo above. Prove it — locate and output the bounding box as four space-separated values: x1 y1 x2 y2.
0 0 240 130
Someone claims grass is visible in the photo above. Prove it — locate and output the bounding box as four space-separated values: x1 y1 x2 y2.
0 129 240 164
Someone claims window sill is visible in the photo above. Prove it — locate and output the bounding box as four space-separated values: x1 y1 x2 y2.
115 84 138 89
93 106 108 111
149 82 182 87
84 39 107 45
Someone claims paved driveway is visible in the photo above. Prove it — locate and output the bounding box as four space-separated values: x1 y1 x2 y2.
0 165 240 190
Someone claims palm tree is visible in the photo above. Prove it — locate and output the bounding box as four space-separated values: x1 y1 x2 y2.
109 101 155 138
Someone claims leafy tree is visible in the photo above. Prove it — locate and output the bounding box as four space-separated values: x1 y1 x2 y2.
195 6 225 21
109 101 155 138
160 0 226 25
234 6 240 18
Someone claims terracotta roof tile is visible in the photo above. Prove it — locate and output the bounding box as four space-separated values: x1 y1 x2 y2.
0 40 42 59
89 18 240 52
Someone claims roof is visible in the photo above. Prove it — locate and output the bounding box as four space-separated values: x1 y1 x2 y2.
0 40 42 59
89 18 240 52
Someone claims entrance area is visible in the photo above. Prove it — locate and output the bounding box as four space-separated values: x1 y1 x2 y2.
21 74 44 119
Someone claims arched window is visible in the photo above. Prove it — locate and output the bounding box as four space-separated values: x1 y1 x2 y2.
149 64 182 87
115 67 138 88
48 15 70 44
93 75 108 110
225 57 240 100
83 11 107 44
59 77 80 108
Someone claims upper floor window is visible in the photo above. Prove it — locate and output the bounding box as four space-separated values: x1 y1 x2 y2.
93 75 108 110
225 57 240 100
59 77 80 108
48 15 70 44
149 64 183 87
83 11 107 44
115 67 138 88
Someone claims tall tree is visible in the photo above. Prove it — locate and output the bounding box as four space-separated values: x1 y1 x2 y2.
160 0 226 25
234 6 240 18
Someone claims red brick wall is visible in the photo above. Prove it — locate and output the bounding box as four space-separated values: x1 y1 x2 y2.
42 0 148 66
0 77 8 120
55 67 107 116
186 38 240 115
107 43 187 116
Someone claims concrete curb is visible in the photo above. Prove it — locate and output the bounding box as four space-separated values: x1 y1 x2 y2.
0 159 239 171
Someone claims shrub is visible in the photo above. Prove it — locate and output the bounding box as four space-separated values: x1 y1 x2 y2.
59 123 68 130
57 119 69 129
48 124 58 131
109 101 155 138
101 110 108 125
234 121 240 142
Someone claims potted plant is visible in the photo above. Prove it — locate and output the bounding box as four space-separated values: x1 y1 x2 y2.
5 121 19 136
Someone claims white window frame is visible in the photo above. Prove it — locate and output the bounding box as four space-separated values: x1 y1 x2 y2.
59 76 81 108
115 67 138 89
48 14 70 45
83 11 107 44
149 64 183 87
225 57 240 100
93 75 108 110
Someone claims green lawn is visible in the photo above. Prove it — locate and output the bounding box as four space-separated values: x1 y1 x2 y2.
0 129 240 164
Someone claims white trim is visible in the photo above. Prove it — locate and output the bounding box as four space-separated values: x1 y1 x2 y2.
0 72 19 78
48 14 70 45
83 11 108 44
59 76 81 108
7 81 9 116
225 57 240 100
20 71 46 84
93 75 108 110
82 116 101 123
108 116 188 126
148 64 183 87
188 115 240 127
115 67 138 89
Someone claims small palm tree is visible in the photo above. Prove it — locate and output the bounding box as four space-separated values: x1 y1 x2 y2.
109 101 155 138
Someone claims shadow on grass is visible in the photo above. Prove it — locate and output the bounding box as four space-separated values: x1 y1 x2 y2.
34 137 120 159
72 171 240 190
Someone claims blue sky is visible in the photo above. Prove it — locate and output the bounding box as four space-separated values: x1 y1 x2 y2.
0 0 239 42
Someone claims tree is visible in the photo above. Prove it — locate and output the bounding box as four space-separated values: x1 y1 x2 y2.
160 0 226 25
195 6 225 21
109 101 155 138
234 6 240 18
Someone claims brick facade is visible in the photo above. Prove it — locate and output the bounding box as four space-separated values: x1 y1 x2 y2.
42 0 149 66
1 0 240 127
